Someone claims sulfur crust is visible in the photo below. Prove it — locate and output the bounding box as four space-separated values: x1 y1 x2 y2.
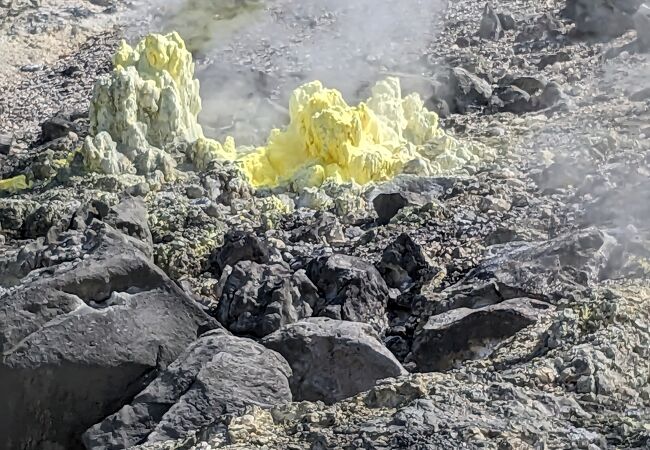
0 175 31 193
89 32 494 189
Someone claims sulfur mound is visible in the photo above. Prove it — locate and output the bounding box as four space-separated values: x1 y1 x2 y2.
88 32 231 179
241 77 492 188
89 32 493 189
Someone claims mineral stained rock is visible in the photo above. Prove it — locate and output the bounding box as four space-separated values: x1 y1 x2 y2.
261 318 406 404
83 329 292 449
89 32 494 189
0 174 31 193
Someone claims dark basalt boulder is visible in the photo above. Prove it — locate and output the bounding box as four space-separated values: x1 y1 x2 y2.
411 298 553 372
208 229 270 276
0 221 217 450
564 0 644 37
83 329 292 449
215 260 319 337
307 254 390 333
262 318 406 404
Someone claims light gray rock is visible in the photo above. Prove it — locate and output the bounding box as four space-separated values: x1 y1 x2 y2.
262 318 407 403
83 329 292 449
0 221 217 450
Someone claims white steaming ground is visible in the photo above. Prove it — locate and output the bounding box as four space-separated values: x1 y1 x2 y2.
123 0 449 144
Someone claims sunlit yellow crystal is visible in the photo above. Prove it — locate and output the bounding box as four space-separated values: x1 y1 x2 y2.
91 32 494 188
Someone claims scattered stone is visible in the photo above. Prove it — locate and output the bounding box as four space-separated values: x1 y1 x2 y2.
449 67 493 113
208 230 270 276
262 318 406 403
635 4 650 48
565 0 644 37
40 115 75 142
377 233 437 291
497 12 517 31
0 133 12 155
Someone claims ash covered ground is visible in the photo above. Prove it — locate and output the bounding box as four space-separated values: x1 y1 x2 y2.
1 1 650 449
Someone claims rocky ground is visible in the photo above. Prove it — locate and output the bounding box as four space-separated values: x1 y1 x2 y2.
1 0 650 449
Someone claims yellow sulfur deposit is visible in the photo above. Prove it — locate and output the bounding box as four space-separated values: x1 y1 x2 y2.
0 175 31 193
91 32 493 189
239 77 480 188
89 32 229 178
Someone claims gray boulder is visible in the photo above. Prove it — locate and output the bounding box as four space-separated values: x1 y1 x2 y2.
411 298 553 372
83 329 292 449
377 233 437 291
307 254 390 333
565 0 643 37
0 221 216 450
262 318 406 403
478 3 503 40
215 260 319 337
449 67 493 113
635 3 650 48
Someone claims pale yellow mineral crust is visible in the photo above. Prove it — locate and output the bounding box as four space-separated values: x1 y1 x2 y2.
87 32 230 179
0 175 31 193
88 32 494 189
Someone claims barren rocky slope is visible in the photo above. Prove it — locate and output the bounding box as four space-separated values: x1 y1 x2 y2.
1 0 649 449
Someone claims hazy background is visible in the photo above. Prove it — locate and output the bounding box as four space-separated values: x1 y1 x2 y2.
125 0 449 145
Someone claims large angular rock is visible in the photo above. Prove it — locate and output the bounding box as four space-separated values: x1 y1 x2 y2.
377 233 437 291
215 260 319 337
449 67 493 113
262 318 406 404
83 329 292 449
307 254 390 333
564 0 643 37
424 228 620 316
411 298 553 372
208 230 270 276
0 221 216 450
478 3 503 40
635 3 650 48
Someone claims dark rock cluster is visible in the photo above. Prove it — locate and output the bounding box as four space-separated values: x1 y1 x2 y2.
1 0 650 449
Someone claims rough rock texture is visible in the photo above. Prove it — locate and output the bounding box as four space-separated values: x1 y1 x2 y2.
0 221 216 450
261 318 406 403
307 253 390 333
215 260 319 337
83 329 292 449
564 0 643 37
411 298 554 371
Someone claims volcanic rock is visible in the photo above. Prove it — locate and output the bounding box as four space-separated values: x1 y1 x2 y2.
208 230 271 276
411 298 553 372
215 260 318 337
565 0 643 37
0 133 12 155
83 329 292 449
40 115 74 142
449 67 493 113
636 3 650 48
0 221 216 450
261 318 406 403
377 233 437 291
307 254 390 333
478 3 503 40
